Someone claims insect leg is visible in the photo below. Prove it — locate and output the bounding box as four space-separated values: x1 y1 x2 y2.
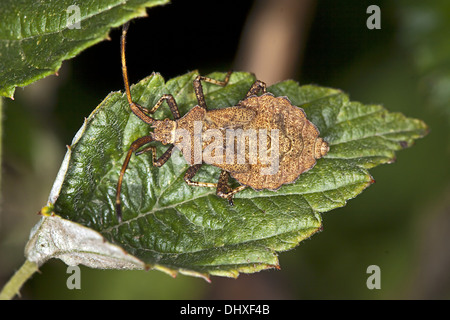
216 170 246 205
184 164 218 188
148 94 181 119
135 144 175 167
193 70 232 109
116 136 174 222
116 135 155 221
245 80 267 98
184 166 246 204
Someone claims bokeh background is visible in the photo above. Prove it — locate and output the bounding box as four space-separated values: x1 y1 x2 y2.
1 0 449 299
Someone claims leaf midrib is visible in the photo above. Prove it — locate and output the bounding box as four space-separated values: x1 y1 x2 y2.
329 127 425 145
101 176 367 237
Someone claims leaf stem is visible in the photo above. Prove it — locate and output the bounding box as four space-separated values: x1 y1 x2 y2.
0 260 39 300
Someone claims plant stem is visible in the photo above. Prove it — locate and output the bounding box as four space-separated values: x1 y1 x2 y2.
0 98 2 208
0 259 39 300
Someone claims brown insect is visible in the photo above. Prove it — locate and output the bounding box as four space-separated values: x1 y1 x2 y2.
115 22 329 221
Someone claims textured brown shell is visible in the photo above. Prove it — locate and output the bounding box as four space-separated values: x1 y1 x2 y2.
174 93 329 191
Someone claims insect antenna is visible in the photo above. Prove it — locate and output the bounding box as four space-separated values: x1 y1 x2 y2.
121 22 134 107
120 22 156 125
116 22 158 222
116 135 154 222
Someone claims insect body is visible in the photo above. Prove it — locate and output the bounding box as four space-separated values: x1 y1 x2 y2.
116 23 329 221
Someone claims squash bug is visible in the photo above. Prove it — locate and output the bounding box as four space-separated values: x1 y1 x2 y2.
115 22 329 221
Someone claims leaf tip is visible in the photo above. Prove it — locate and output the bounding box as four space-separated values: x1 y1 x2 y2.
179 269 211 282
272 264 281 271
38 204 55 217
387 156 397 164
1 86 16 100
399 140 409 148
143 264 152 271
153 264 179 278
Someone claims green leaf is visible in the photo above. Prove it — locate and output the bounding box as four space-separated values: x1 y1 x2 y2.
36 71 427 279
0 0 169 98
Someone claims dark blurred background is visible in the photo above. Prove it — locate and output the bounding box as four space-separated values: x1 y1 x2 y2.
1 0 449 299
